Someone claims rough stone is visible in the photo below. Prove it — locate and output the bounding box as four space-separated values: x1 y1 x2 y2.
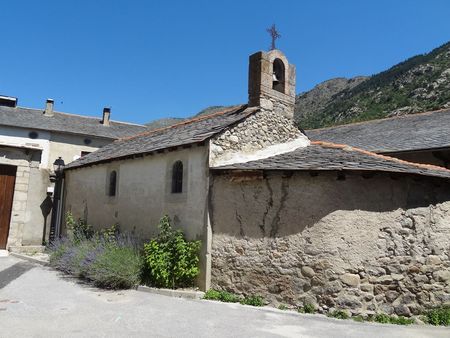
394 304 411 316
211 170 450 317
360 284 374 293
301 266 315 278
433 270 450 283
210 108 304 162
426 255 442 265
340 273 360 287
229 135 239 144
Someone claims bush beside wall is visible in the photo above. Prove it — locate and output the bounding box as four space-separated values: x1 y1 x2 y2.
48 214 200 290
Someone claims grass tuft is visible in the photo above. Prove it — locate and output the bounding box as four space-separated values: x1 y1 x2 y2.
424 306 450 326
328 310 350 320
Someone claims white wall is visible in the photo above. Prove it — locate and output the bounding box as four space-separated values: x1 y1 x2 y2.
0 125 114 246
48 133 110 168
63 145 211 289
0 126 50 169
64 145 209 240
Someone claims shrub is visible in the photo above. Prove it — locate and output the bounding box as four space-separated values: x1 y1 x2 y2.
392 316 414 325
370 313 414 325
278 304 288 310
328 310 350 320
424 306 450 326
373 313 391 324
66 212 94 243
48 214 142 289
88 242 142 289
203 289 222 301
240 295 264 307
298 303 315 314
48 237 70 267
99 223 120 243
203 289 240 303
143 216 200 289
352 315 364 322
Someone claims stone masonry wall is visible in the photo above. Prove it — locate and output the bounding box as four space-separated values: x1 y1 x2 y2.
210 109 307 166
210 171 450 317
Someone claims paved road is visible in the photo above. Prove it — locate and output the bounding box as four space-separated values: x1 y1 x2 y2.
0 256 449 338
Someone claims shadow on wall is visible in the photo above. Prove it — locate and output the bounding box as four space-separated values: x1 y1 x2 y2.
40 195 53 243
210 171 450 238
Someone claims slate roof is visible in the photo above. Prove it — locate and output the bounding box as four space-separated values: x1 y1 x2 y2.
0 105 147 139
65 105 256 169
213 141 450 180
306 109 450 153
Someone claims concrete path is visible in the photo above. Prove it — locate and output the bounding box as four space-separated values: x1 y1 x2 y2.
0 256 449 338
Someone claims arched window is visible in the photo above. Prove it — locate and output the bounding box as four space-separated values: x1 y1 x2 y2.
108 170 117 196
272 58 285 93
171 161 183 193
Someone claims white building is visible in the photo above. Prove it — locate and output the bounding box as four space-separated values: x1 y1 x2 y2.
0 96 146 251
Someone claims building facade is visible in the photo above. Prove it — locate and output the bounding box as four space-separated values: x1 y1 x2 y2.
0 97 146 250
62 50 450 316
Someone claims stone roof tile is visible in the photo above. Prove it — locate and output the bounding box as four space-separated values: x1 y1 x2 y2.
65 105 256 169
306 108 450 153
0 105 147 139
213 141 450 180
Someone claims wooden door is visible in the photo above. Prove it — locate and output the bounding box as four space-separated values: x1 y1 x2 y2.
0 165 16 249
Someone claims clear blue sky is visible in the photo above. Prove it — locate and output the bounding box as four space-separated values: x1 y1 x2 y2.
2 0 450 124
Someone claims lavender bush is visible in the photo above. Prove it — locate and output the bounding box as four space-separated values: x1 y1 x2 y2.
48 220 143 289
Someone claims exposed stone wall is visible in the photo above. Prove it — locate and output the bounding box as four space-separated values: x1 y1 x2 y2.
210 171 450 316
259 93 294 121
210 109 307 166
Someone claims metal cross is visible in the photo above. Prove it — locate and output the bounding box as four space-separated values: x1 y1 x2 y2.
266 24 281 50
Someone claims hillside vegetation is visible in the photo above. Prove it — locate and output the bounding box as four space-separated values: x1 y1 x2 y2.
295 41 450 129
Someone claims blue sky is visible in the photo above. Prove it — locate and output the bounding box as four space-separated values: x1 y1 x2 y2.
2 0 450 124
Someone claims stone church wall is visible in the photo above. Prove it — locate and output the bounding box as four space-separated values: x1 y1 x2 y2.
209 109 308 167
210 171 450 316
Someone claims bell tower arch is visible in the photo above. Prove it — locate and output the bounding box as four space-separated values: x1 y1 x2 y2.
248 49 296 119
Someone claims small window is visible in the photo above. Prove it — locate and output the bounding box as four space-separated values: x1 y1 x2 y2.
28 131 39 139
108 170 117 196
84 138 92 145
171 161 183 193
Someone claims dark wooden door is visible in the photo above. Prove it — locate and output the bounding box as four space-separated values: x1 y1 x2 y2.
0 165 16 249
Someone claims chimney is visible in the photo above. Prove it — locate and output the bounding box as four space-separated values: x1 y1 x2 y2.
102 107 111 126
0 95 18 107
44 99 54 117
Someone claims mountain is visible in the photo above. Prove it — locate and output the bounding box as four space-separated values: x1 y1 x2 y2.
295 77 368 123
145 117 185 130
295 41 450 129
146 41 450 131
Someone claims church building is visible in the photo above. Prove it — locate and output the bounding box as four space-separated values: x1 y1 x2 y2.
63 49 450 316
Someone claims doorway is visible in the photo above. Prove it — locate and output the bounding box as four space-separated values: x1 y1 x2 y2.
0 165 17 249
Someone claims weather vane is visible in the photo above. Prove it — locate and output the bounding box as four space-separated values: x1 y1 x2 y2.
266 24 281 50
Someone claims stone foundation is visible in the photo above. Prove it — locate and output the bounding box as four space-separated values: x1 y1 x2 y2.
210 171 450 316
